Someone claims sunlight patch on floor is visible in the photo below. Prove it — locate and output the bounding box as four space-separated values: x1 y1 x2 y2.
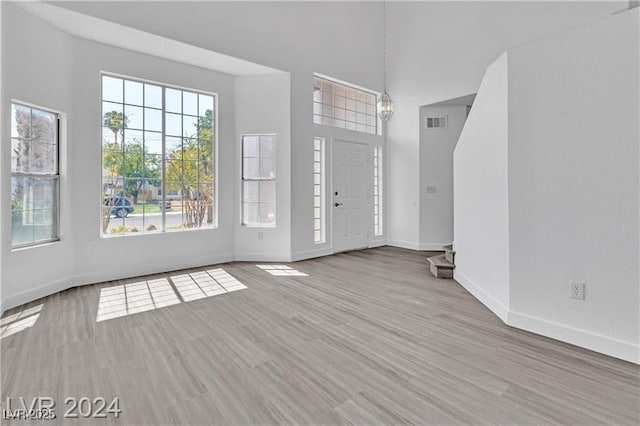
96 278 180 322
96 269 247 322
172 271 227 301
172 269 247 301
1 304 43 339
256 265 308 276
207 268 248 292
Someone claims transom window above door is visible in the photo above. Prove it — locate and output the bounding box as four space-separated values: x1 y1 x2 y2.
313 74 380 135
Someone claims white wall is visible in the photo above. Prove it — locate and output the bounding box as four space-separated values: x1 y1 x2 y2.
419 102 469 249
386 1 627 250
4 1 638 365
1 3 76 310
453 53 511 320
2 1 385 311
0 3 250 311
234 74 292 261
69 37 239 288
0 0 3 294
49 1 387 259
454 9 639 363
34 0 625 255
507 9 639 362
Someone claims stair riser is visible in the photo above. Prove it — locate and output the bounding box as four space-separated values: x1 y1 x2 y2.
430 263 454 279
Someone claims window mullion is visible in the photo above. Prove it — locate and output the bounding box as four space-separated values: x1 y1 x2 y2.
161 86 167 232
196 95 200 204
55 116 61 175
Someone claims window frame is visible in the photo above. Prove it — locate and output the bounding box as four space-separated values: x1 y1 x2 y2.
10 101 61 249
241 133 277 228
313 137 326 244
313 73 381 136
373 145 383 237
100 72 219 237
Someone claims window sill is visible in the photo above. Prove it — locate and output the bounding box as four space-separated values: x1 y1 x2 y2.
100 226 218 239
11 239 61 252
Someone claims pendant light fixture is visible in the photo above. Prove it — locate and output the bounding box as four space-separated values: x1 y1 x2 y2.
378 1 394 122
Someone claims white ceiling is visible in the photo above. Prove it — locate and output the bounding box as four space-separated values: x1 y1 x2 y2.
17 1 285 76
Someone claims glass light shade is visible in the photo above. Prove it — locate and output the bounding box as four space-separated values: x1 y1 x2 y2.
377 92 394 122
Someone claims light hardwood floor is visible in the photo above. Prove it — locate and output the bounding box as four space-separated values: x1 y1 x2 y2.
1 247 639 425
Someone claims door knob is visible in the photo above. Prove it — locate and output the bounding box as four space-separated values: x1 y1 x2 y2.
334 203 343 207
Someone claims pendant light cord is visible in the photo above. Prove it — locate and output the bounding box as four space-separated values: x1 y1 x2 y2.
383 1 388 93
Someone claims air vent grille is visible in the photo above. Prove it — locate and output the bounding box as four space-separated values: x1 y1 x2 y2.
426 116 447 129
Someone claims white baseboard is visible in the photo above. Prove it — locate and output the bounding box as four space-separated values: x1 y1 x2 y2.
291 247 334 262
454 269 639 365
387 240 448 251
73 254 235 288
454 270 509 323
419 242 449 251
368 239 387 248
386 239 420 250
234 252 292 262
1 254 235 314
1 275 73 315
508 310 640 365
292 241 386 262
6 246 637 365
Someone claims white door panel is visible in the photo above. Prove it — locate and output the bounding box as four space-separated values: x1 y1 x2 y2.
333 141 369 253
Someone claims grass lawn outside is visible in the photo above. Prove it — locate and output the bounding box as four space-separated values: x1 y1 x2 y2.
133 202 162 214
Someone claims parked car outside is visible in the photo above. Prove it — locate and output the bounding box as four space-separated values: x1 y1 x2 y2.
104 196 134 218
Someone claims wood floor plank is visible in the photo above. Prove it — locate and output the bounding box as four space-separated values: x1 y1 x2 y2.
1 247 638 425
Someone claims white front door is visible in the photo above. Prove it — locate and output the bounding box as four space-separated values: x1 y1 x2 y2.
332 140 369 253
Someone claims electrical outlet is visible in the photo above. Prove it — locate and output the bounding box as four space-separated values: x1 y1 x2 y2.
570 282 585 300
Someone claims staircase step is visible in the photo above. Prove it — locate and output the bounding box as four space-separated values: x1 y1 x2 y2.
445 250 456 264
427 254 454 279
443 243 455 265
428 254 454 268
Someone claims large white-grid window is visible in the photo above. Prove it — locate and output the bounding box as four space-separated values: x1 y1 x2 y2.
313 74 379 135
242 134 276 227
10 103 60 248
374 146 383 236
313 137 326 244
101 74 216 236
